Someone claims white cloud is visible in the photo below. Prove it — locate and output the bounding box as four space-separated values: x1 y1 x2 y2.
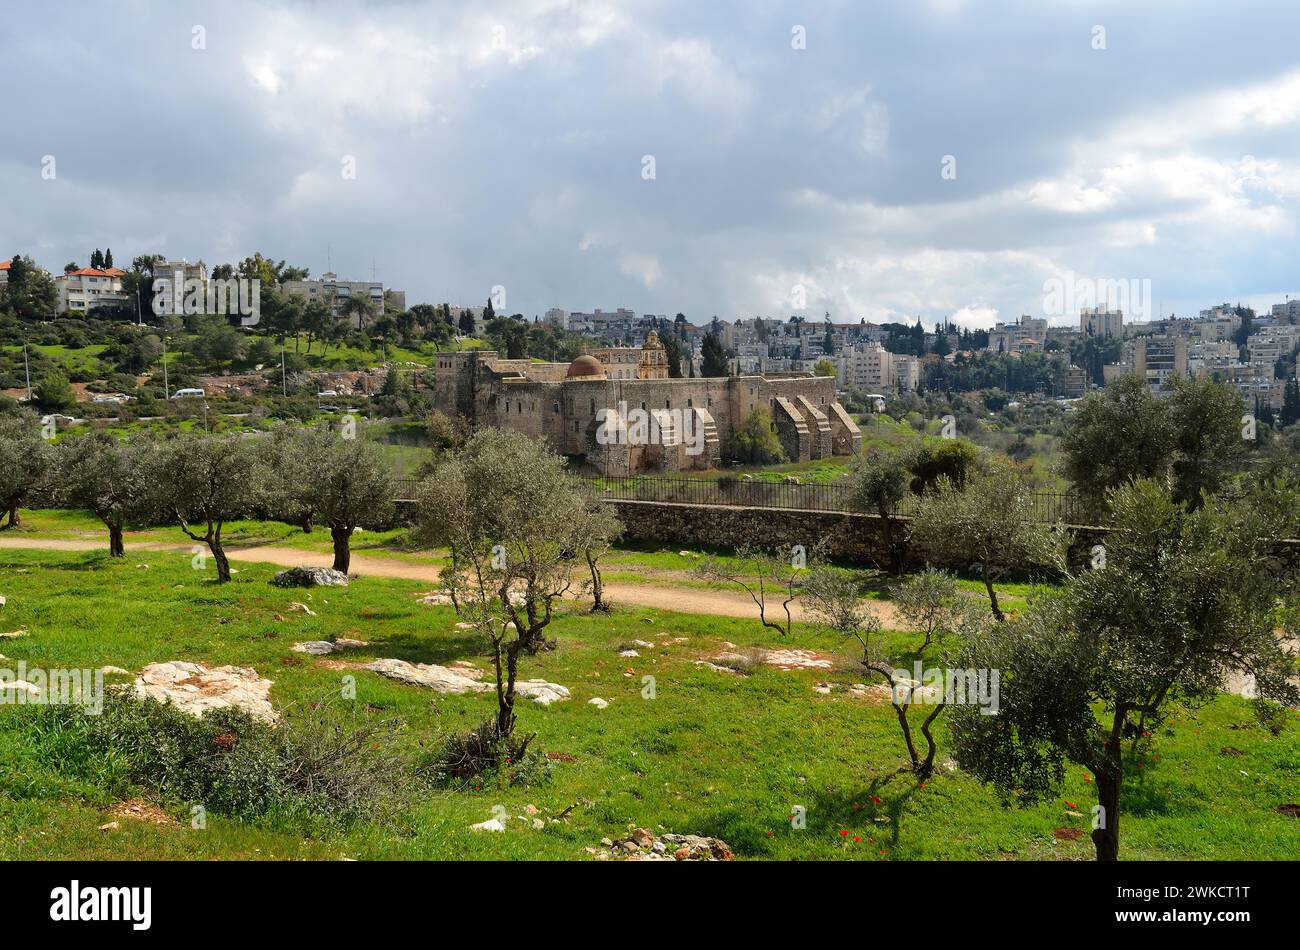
618 251 663 287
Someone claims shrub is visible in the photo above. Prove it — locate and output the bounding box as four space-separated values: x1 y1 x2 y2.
1252 698 1289 737
422 718 554 786
10 690 413 825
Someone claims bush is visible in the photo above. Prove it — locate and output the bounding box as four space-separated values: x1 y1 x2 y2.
10 690 413 825
1252 698 1289 737
422 718 554 787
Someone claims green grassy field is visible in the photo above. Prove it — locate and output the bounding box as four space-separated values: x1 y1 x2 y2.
0 546 1296 860
2 510 1040 611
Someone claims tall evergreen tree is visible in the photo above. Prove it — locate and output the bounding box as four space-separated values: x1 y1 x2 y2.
1281 378 1300 427
700 331 728 377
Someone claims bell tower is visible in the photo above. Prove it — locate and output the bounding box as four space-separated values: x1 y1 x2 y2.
638 330 669 379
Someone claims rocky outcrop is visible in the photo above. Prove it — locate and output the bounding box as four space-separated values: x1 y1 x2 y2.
364 658 569 705
364 659 491 694
272 567 349 588
292 638 369 655
133 661 277 723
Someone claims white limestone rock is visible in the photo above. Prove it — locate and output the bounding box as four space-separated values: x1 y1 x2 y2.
133 661 277 723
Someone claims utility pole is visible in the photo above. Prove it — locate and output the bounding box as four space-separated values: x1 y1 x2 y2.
281 349 287 396
22 343 32 402
162 336 170 399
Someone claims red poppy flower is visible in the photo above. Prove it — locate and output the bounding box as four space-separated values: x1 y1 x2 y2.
840 829 848 836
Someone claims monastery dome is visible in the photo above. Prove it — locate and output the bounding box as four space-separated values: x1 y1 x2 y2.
566 354 606 378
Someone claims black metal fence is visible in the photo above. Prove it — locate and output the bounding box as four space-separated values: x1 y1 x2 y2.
393 473 1089 523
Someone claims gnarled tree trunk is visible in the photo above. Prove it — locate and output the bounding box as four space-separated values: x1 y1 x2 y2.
331 524 352 574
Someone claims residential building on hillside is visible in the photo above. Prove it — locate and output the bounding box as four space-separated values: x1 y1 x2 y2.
1130 334 1188 391
832 344 920 393
1271 298 1300 324
1081 306 1124 340
1248 325 1300 365
281 272 404 325
988 315 1048 354
55 266 130 313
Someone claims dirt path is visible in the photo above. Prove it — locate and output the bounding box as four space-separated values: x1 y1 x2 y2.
0 535 908 628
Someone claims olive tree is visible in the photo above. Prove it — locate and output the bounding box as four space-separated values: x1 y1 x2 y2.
890 566 984 652
58 431 153 557
1060 375 1174 516
578 489 623 612
694 544 815 638
848 449 909 573
0 413 54 529
1061 374 1247 515
276 427 394 573
949 479 1300 861
153 434 262 583
804 566 982 780
909 460 1067 621
413 429 616 755
1165 373 1248 507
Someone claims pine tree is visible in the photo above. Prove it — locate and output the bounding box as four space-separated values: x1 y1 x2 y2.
700 331 728 377
1281 378 1300 427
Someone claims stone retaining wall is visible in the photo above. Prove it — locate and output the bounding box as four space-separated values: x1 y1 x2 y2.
606 498 1110 571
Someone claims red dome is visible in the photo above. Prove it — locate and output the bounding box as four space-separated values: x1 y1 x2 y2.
566 355 605 378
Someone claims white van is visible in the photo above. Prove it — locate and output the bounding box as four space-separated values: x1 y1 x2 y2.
171 388 205 399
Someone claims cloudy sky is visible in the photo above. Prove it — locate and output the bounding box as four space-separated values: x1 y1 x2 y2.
2 0 1299 328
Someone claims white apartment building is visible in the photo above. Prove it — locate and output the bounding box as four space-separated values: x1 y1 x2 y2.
1199 303 1240 322
1129 334 1188 391
55 266 131 313
1271 298 1300 324
1081 306 1124 340
282 272 404 325
834 344 919 393
1247 325 1300 365
988 315 1048 354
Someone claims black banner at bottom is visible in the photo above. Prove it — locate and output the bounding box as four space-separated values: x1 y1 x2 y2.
0 859 1283 936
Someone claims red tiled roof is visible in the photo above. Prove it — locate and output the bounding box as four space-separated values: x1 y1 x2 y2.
67 267 115 277
0 260 11 271
104 267 127 276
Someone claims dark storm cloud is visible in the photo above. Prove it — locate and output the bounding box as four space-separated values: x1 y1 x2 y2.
3 0 1300 326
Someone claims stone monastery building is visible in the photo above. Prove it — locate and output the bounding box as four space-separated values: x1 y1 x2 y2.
433 331 862 475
